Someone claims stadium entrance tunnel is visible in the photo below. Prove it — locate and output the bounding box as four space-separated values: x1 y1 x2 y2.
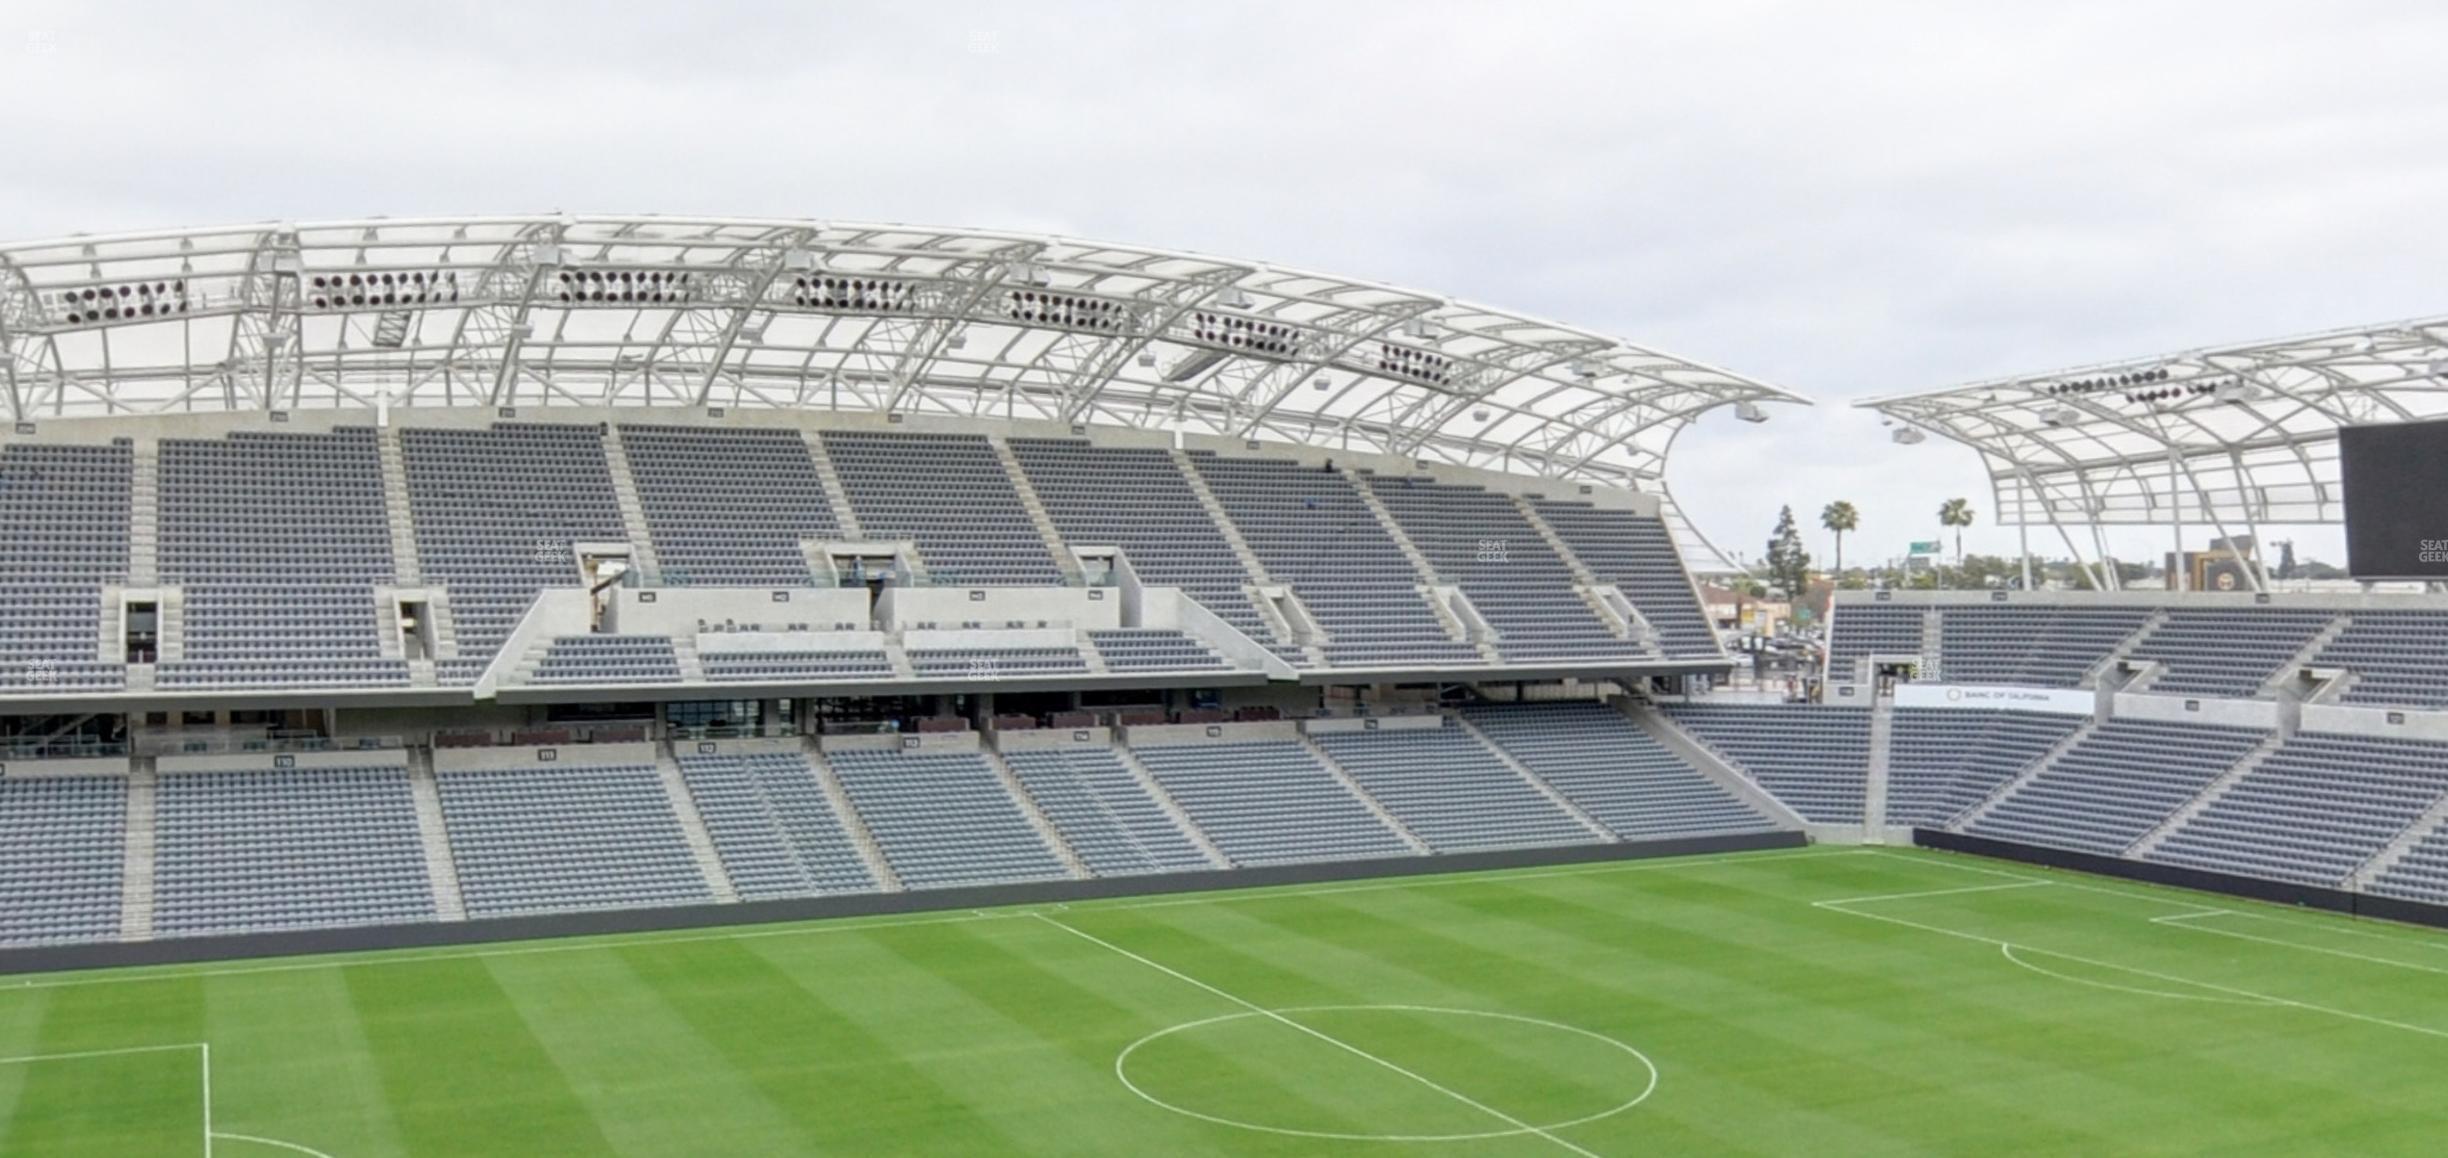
1115 1004 1658 1142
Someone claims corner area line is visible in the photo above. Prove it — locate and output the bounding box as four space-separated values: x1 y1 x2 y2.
1028 912 1607 1158
1812 880 2051 908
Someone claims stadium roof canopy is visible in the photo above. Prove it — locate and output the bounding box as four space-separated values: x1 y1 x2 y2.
1857 314 2448 550
0 214 1806 565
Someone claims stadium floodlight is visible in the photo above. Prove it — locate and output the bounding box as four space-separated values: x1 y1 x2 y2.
1471 408 1491 423
1891 425 1926 445
1218 287 1254 309
1735 401 1769 423
2214 379 2262 402
1312 375 1332 391
947 333 967 350
2043 406 2081 427
1401 316 1438 340
1136 350 1157 368
783 250 818 272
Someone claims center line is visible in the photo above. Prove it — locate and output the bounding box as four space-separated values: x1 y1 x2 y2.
1030 912 1607 1157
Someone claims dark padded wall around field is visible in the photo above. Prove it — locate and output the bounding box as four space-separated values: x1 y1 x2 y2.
1914 828 2448 931
2341 418 2448 579
0 830 1805 976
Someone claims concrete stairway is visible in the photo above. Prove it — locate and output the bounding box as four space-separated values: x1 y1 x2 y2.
1173 449 1274 584
1864 698 1894 835
1623 702 1812 830
126 439 159 587
2351 795 2448 889
406 748 467 921
600 427 662 583
1951 715 2105 829
1113 745 1232 868
804 431 864 539
118 761 157 941
377 429 423 585
807 747 901 891
990 436 1083 585
982 749 1092 880
2126 731 2288 858
1449 713 1615 842
1298 734 1433 855
653 746 741 903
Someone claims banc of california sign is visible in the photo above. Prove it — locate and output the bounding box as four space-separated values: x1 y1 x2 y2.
1891 683 2095 715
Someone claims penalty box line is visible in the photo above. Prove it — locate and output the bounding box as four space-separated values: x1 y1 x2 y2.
1029 912 1608 1158
1815 883 2448 1044
0 1041 212 1157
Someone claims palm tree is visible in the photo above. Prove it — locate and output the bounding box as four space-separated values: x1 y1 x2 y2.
1938 497 1975 583
1819 501 1859 575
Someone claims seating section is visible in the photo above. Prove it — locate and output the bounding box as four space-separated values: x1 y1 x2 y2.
160 586 408 689
153 765 434 937
2316 612 2448 709
0 585 123 689
0 440 131 690
700 648 893 683
1003 748 1213 875
402 424 628 681
1009 440 1289 658
908 647 1087 678
1886 709 2087 827
2371 823 2448 905
1312 722 1593 851
0 775 125 946
2147 733 2448 886
826 748 1070 888
1965 719 2266 856
1663 703 1872 823
1133 739 1411 865
435 762 713 916
2127 609 2334 698
1368 477 1644 663
1822 603 1925 683
675 752 878 899
820 431 1061 586
1528 502 1719 658
619 425 842 586
1460 702 1777 838
1934 606 2153 688
1194 455 1478 667
527 634 683 685
0 440 132 580
1088 629 1228 672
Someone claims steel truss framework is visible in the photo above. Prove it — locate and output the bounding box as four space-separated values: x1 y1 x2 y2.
1857 315 2448 590
0 214 1805 568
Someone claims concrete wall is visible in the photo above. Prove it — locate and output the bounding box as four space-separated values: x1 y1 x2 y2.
2301 702 2448 741
1122 720 1301 746
432 741 660 774
819 730 980 754
988 725 1115 751
0 756 131 778
2110 691 2282 730
609 586 869 636
1836 588 2448 613
880 584 1118 632
669 736 806 759
159 749 409 774
1301 713 1444 735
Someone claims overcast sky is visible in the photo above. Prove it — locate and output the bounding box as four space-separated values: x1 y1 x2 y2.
8 1 2445 568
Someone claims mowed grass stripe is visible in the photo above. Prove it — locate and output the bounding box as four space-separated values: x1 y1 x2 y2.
0 848 2444 1154
486 948 817 1156
615 934 1021 1153
204 966 407 1158
8 979 205 1158
851 918 1396 1149
341 958 618 1155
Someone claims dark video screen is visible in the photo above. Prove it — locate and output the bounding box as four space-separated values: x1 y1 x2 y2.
2341 418 2448 578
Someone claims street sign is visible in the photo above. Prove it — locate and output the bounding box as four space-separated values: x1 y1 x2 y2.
1908 540 1941 556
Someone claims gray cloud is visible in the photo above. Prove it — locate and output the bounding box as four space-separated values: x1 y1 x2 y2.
9 0 2439 568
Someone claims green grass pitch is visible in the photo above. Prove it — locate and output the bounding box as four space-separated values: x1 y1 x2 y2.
2 845 2445 1156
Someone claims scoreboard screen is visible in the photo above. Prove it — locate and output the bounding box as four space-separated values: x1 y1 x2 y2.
2341 418 2448 579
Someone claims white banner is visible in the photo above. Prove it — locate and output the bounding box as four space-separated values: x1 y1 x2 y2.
1892 683 2096 715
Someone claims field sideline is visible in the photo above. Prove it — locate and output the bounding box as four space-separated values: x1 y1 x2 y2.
1 844 2444 1156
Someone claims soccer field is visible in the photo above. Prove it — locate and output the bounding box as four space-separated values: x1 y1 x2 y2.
2 846 2444 1156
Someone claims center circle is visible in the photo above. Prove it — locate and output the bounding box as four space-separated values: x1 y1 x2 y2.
1114 1004 1659 1143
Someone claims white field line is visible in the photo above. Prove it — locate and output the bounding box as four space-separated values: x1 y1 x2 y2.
2148 910 2236 925
201 1041 212 1158
2146 912 2448 977
1996 944 2273 1006
0 846 1860 994
2164 905 2448 955
0 1042 205 1067
1810 880 2051 908
1031 913 1606 1158
1819 888 2448 1043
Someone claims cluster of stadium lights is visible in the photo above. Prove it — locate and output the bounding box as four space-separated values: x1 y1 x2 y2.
55 280 189 325
789 275 915 313
1373 341 1452 387
555 269 696 306
1003 289 1125 332
309 271 459 310
1190 310 1300 357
